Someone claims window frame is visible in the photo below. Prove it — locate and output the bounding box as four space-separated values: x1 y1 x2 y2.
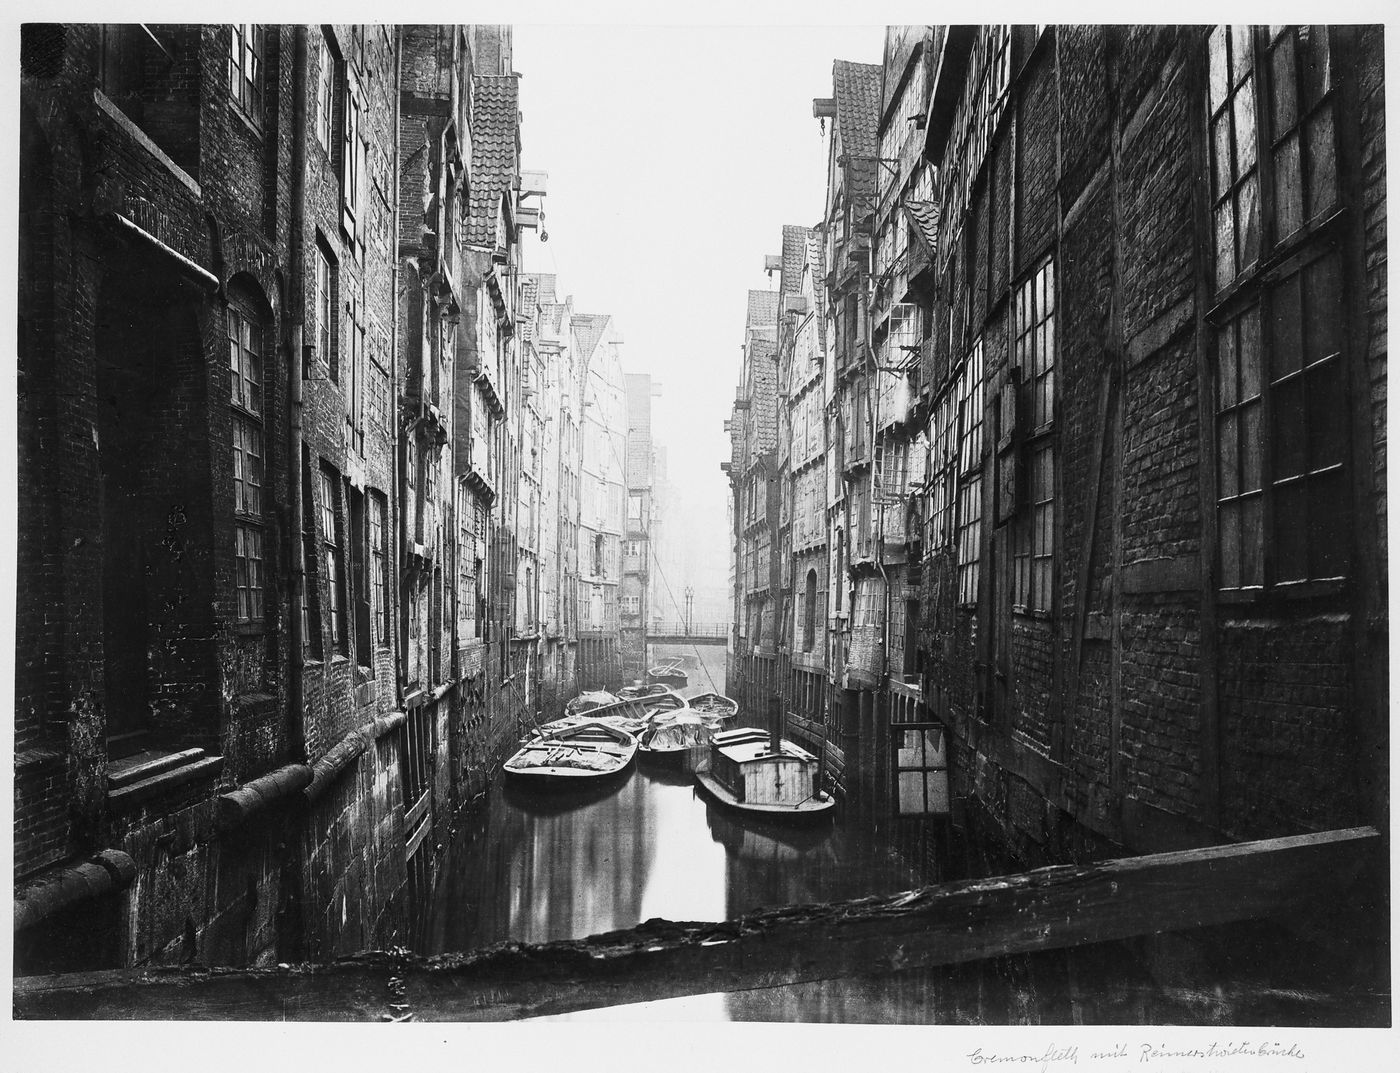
228 24 266 127
954 338 985 608
319 465 348 654
228 302 266 627
1204 25 1350 599
1011 257 1057 615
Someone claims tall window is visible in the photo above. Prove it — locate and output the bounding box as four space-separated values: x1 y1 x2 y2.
1013 259 1056 612
347 295 365 455
342 71 366 243
802 568 818 652
229 303 264 624
1207 26 1347 590
954 339 984 606
315 33 334 153
895 726 949 816
929 389 957 550
315 236 336 379
228 25 265 123
370 491 388 646
320 466 347 653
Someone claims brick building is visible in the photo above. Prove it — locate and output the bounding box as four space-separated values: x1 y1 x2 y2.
729 23 1386 873
14 21 638 974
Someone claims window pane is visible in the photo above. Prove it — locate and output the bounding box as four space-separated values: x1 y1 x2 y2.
1217 414 1239 498
1236 173 1260 269
1273 134 1303 239
1240 493 1264 586
1307 359 1346 471
1271 273 1303 378
925 772 950 813
1303 253 1342 364
1305 108 1337 218
898 772 926 814
1273 478 1308 582
1220 502 1241 587
1309 469 1349 578
1270 34 1298 132
1214 202 1236 291
1233 79 1257 172
1217 323 1238 407
1208 27 1230 111
1239 305 1262 399
1230 26 1254 84
1211 113 1233 196
1272 377 1306 478
1240 402 1263 491
1298 26 1331 109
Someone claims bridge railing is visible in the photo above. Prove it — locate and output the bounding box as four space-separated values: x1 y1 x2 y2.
647 622 730 639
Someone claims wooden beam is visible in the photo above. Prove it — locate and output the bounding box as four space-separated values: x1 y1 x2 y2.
13 826 1380 1022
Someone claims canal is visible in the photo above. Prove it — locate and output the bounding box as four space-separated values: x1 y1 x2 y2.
422 642 1386 1025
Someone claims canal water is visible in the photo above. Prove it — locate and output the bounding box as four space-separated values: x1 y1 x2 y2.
423 642 1386 1024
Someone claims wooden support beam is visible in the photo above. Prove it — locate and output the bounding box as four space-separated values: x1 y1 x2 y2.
13 826 1380 1022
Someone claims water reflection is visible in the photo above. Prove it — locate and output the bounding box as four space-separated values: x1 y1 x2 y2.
426 762 923 954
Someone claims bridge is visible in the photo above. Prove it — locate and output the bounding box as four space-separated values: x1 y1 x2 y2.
645 622 730 647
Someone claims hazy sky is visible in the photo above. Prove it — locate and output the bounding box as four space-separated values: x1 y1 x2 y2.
514 23 885 604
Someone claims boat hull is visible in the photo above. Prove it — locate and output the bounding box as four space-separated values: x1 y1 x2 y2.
694 771 836 821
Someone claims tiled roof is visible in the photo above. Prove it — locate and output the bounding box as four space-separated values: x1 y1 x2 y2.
518 276 539 342
833 60 882 203
806 228 828 351
571 313 611 361
532 273 557 306
746 289 779 329
780 225 808 294
903 199 941 257
466 74 519 248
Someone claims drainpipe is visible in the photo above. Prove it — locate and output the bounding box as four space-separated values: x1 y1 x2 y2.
390 27 404 708
287 25 309 764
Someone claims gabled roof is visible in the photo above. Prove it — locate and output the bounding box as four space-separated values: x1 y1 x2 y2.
465 74 519 248
746 289 779 329
571 313 611 361
833 59 882 203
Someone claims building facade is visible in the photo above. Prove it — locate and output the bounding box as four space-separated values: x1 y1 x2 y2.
14 21 641 974
728 23 1387 872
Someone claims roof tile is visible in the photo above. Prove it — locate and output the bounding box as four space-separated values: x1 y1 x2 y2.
466 75 519 248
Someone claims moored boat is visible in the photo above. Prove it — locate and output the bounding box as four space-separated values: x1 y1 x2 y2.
540 688 690 740
637 709 715 766
504 720 638 788
686 692 739 725
694 727 835 820
646 659 689 690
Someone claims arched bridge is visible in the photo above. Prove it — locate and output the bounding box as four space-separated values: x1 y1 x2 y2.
646 622 730 647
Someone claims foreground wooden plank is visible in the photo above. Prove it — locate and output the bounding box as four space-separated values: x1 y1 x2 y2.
13 826 1380 1021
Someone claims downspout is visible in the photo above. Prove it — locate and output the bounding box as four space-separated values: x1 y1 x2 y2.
391 27 404 708
287 25 309 764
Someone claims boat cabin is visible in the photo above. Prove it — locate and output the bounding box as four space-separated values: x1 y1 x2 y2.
708 728 820 806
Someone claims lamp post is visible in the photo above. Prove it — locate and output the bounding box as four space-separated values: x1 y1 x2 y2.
684 586 694 636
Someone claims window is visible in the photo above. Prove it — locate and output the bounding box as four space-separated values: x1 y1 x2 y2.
229 303 264 625
1209 26 1338 295
347 295 365 455
1012 259 1056 613
315 33 334 153
954 339 985 606
350 488 371 668
320 466 347 653
895 726 949 815
228 25 265 123
1207 27 1348 591
928 390 957 550
622 594 640 615
457 487 475 639
342 70 367 243
370 491 388 645
802 569 818 652
315 237 336 379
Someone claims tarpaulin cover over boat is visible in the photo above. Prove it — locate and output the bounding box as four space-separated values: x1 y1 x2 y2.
565 691 620 716
645 711 714 751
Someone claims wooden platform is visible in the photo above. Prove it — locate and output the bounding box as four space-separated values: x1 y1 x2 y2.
13 825 1381 1021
